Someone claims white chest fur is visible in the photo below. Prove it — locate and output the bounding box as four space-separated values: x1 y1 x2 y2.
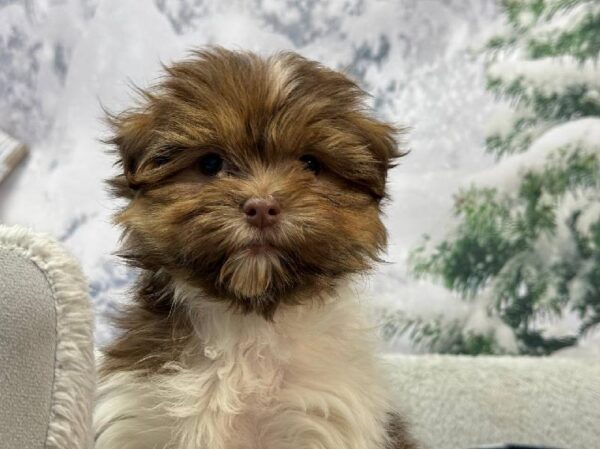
95 284 396 449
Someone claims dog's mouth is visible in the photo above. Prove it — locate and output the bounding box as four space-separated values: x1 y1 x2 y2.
237 228 282 256
245 241 275 255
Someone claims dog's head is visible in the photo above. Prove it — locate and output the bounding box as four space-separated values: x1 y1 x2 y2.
108 48 403 317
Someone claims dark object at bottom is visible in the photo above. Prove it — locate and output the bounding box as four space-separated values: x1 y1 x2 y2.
471 444 564 449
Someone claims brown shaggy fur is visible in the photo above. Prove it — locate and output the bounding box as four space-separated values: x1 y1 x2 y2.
385 413 419 449
102 47 415 448
106 48 402 317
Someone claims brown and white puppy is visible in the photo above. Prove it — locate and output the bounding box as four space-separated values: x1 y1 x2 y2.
95 48 417 449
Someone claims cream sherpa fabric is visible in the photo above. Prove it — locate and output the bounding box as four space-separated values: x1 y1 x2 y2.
387 354 600 449
0 225 94 449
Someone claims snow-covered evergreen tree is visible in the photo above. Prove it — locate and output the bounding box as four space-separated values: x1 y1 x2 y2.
405 0 600 355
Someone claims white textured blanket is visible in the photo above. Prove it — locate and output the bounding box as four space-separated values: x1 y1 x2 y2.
387 354 600 449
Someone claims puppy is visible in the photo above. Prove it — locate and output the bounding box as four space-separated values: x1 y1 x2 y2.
95 48 417 449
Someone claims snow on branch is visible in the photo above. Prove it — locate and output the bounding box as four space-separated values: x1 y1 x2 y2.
529 2 600 60
486 57 600 127
473 117 600 193
485 103 554 156
488 57 600 98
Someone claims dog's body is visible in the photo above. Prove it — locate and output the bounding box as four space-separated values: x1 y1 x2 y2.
95 48 417 449
95 281 414 449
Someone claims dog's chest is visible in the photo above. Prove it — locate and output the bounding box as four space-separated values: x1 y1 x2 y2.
96 295 393 449
164 310 303 448
199 335 290 411
203 342 288 447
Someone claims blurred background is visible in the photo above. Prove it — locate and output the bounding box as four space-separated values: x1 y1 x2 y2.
1 0 598 356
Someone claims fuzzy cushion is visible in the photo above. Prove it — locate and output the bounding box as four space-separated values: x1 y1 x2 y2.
387 354 600 449
0 225 94 449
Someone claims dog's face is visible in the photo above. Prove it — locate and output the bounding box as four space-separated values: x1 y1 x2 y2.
109 48 401 317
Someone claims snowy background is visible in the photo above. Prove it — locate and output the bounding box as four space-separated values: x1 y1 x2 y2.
1 0 504 348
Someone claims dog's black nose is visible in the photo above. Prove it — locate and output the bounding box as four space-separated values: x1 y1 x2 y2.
243 197 281 229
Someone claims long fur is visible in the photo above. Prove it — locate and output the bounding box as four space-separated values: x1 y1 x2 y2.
0 225 95 449
96 48 417 449
96 282 415 449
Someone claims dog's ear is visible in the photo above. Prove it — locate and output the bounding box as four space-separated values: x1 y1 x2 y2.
105 104 155 199
352 114 406 200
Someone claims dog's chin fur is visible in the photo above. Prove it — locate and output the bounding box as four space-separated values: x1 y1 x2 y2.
96 48 418 449
219 249 292 302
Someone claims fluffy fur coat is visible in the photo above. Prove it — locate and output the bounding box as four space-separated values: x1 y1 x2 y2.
95 281 414 449
94 48 417 449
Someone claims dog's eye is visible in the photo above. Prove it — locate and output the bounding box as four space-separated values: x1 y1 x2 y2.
299 155 321 175
198 153 223 176
153 154 171 167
